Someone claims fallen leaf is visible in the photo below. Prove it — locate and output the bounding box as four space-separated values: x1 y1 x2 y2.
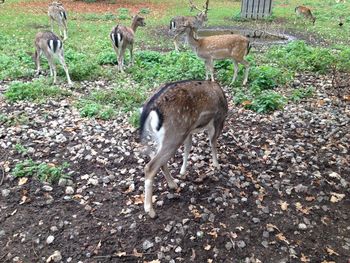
326 246 339 256
18 177 28 186
204 244 211 250
330 192 345 203
329 172 341 180
208 230 218 239
242 100 252 106
132 248 143 258
190 248 196 261
321 216 331 225
236 226 244 231
276 233 290 244
300 253 310 262
190 209 202 219
280 201 289 211
305 196 315 202
207 259 213 263
123 184 135 194
230 232 238 239
19 195 29 205
295 202 310 214
132 194 144 205
219 222 227 228
93 240 102 255
266 223 280 232
321 261 336 263
144 260 160 263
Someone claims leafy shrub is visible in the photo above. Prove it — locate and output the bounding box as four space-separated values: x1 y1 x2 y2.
130 51 205 85
64 49 99 80
78 101 116 120
4 80 70 102
83 13 117 21
12 159 70 183
289 86 315 102
249 65 291 90
139 8 151 15
98 51 117 65
267 41 336 74
117 8 130 20
249 91 287 113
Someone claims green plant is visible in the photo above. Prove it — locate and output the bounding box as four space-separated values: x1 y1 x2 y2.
64 49 99 81
117 8 130 20
250 91 287 113
78 101 116 120
4 80 71 102
14 143 28 155
249 65 291 90
139 8 151 15
289 86 315 102
12 159 70 183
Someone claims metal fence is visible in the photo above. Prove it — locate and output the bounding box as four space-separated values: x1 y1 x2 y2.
241 0 273 19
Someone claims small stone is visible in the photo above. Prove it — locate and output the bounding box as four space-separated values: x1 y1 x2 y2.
1 189 10 197
237 240 246 248
225 242 233 250
50 226 58 232
175 246 182 253
261 206 270 214
261 240 269 248
87 178 98 186
142 240 154 251
42 185 53 192
263 231 269 238
252 217 260 223
164 224 173 232
84 205 92 211
196 231 204 238
155 236 162 243
46 235 55 244
0 230 5 238
102 177 110 184
65 186 74 195
58 178 67 187
298 223 307 230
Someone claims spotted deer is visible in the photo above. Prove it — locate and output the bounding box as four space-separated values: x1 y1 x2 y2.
295 6 316 25
170 0 209 51
140 80 228 218
34 31 72 85
110 15 146 72
179 23 251 85
48 1 68 41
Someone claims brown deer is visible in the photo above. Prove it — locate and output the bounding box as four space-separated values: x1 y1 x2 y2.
179 23 251 85
170 0 209 51
48 2 68 41
295 6 316 25
110 15 146 72
140 80 228 218
34 31 72 85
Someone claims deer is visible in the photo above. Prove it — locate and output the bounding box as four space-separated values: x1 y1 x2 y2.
140 80 228 218
110 15 146 72
178 23 251 85
295 6 316 25
0 0 5 4
170 0 209 51
48 1 68 41
34 31 73 85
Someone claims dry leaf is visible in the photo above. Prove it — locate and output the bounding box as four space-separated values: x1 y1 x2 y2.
329 172 341 180
115 251 126 257
295 202 310 214
219 222 227 228
236 226 244 231
321 261 336 263
132 248 143 258
266 223 280 232
190 209 202 219
305 196 315 202
93 240 102 254
326 246 339 256
276 233 290 244
300 253 310 262
190 248 196 261
208 230 218 239
133 194 144 205
204 244 211 250
144 260 160 263
123 184 135 194
18 177 28 186
207 259 213 263
280 201 289 211
330 192 345 203
230 232 238 239
321 216 331 225
19 195 29 205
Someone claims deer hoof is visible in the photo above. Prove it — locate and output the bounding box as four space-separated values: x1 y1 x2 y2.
148 209 157 219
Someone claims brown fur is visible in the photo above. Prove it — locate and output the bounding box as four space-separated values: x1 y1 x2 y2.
110 15 146 71
182 25 250 85
295 6 316 25
141 80 228 218
48 2 68 40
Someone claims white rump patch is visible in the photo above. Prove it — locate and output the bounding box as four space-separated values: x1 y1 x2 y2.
146 110 165 150
117 33 122 45
48 40 54 52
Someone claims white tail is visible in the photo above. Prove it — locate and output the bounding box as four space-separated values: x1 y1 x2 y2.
169 0 209 51
110 15 146 72
180 24 251 85
140 80 228 218
34 31 72 85
48 2 68 41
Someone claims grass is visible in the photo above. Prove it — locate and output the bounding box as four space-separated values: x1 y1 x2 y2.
4 80 71 102
1 0 350 115
12 159 70 183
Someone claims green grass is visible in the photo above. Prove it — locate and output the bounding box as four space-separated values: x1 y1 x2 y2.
12 159 70 183
4 80 71 102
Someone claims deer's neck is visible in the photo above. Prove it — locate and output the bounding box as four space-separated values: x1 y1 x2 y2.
131 21 138 32
186 29 200 50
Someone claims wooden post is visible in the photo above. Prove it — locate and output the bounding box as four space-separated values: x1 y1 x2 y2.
241 0 273 19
